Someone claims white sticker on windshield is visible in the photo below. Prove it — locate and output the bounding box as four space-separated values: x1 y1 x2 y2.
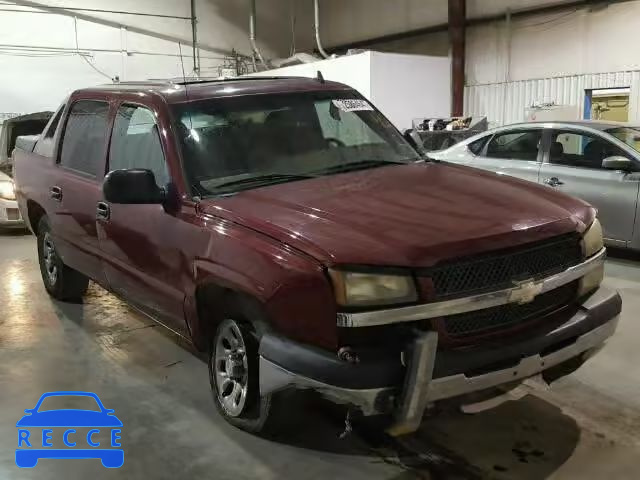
332 99 374 112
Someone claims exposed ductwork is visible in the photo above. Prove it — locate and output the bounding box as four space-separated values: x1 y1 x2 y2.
314 0 329 59
270 52 322 68
249 0 267 70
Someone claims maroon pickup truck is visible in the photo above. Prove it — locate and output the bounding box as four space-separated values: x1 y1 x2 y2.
14 77 620 436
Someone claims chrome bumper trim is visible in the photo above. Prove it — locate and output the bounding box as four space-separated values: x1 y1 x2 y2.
385 314 618 434
386 331 437 436
337 248 606 328
426 314 618 402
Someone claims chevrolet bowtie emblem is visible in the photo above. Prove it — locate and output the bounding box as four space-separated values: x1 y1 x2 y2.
508 280 543 305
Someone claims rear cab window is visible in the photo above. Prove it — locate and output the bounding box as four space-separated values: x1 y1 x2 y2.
58 100 110 177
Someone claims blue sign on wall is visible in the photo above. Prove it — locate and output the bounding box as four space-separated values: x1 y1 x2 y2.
15 391 123 468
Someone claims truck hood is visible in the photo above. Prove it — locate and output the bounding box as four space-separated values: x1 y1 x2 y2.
199 162 594 267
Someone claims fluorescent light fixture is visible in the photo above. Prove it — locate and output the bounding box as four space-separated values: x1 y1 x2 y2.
592 87 630 97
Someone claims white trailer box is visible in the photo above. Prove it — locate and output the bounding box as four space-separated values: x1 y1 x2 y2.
251 51 451 132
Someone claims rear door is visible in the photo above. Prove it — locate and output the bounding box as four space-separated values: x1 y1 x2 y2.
539 128 640 244
50 98 111 286
472 128 544 183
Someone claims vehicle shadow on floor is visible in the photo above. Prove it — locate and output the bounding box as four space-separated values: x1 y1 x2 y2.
252 390 581 479
607 246 640 262
395 393 580 479
0 227 30 237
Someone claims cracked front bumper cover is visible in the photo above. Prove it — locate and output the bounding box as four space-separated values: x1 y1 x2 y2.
259 286 621 434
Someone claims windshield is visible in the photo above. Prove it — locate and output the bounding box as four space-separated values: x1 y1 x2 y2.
37 395 101 412
171 92 418 196
606 127 640 153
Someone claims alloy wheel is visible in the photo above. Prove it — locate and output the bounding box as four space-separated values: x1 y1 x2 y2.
214 319 249 417
43 232 58 286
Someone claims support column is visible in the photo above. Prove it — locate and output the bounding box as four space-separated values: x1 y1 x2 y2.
448 0 466 116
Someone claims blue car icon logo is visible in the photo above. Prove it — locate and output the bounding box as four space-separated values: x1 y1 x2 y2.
16 391 123 468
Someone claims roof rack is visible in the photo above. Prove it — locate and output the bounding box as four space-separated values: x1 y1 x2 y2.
111 75 313 87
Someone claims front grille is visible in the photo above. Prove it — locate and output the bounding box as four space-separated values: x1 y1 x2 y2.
424 233 583 299
6 208 20 221
440 282 578 338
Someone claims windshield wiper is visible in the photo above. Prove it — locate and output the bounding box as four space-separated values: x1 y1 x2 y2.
210 173 315 193
309 159 406 175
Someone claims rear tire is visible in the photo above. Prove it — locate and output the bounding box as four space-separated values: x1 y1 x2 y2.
37 216 89 301
208 316 287 435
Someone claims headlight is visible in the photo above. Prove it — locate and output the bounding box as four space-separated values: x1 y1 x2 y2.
329 269 418 307
582 218 603 258
0 181 15 200
578 218 604 296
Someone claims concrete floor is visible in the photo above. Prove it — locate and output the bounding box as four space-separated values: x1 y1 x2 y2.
1 231 639 479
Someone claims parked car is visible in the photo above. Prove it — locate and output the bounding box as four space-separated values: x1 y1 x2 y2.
0 112 51 230
13 78 620 436
429 120 640 251
0 170 23 228
0 111 53 176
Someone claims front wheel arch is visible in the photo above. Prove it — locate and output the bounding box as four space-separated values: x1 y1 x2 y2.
192 283 272 351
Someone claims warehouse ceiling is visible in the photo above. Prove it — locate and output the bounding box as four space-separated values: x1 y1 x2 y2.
322 0 606 49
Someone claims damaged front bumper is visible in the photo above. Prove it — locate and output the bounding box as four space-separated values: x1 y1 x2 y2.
259 286 621 435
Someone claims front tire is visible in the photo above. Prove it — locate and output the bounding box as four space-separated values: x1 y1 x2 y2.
208 317 286 435
37 216 89 301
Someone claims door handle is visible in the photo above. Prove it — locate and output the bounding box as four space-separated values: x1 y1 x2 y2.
543 177 564 187
50 186 62 201
96 202 110 221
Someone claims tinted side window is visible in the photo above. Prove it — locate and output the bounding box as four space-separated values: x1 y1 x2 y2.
44 106 65 139
34 105 66 158
550 130 627 169
59 100 109 176
109 105 169 186
486 130 542 161
468 135 490 155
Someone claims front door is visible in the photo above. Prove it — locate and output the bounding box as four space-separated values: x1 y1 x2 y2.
539 129 640 243
96 102 186 333
51 99 110 286
475 128 544 184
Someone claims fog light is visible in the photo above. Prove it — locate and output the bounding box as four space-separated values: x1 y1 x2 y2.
578 263 604 296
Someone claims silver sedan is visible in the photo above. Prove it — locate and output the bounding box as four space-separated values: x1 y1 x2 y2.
430 121 640 251
0 170 23 229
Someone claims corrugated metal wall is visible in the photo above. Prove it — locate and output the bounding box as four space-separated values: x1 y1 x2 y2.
465 71 640 127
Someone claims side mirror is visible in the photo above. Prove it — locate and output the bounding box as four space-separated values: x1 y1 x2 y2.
103 169 164 204
602 156 634 171
403 129 425 154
